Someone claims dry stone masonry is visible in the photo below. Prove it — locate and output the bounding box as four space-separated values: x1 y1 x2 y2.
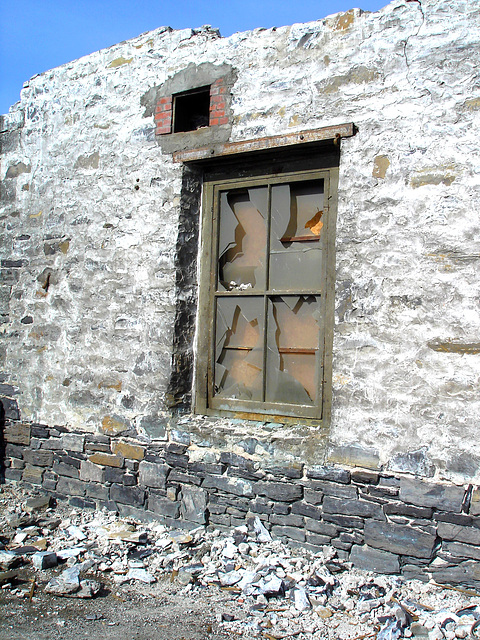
1 0 480 587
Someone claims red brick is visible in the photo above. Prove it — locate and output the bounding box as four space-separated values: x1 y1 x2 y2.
211 94 224 103
213 110 225 117
159 96 172 104
209 117 219 126
218 117 229 125
212 78 224 86
210 87 220 96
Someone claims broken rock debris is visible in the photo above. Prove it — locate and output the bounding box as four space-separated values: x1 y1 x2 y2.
1 484 480 639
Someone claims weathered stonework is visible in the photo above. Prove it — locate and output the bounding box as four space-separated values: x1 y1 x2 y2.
1 0 480 585
4 423 480 587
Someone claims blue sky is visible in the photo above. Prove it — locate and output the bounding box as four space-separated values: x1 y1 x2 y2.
0 0 388 114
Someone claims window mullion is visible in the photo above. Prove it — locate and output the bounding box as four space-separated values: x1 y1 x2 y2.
261 184 272 403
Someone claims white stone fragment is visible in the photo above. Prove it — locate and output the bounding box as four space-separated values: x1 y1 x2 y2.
125 568 156 584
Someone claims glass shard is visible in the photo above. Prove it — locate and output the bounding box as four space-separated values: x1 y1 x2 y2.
269 181 324 291
214 297 264 400
266 296 320 405
217 188 268 291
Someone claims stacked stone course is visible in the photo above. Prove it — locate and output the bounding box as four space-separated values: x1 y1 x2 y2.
3 419 480 588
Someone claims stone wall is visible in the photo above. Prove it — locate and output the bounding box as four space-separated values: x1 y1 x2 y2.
4 421 480 588
1 0 480 583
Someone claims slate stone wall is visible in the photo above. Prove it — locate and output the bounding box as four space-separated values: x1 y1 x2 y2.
4 420 480 588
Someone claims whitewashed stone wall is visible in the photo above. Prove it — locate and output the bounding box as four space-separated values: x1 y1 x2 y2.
1 0 480 484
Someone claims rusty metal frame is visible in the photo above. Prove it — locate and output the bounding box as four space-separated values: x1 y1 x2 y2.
173 122 354 163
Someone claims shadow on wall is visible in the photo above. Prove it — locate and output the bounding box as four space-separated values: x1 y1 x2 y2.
0 402 5 483
167 164 202 410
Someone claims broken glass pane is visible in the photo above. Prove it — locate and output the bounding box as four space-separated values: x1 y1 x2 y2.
217 188 268 292
266 295 321 405
214 297 264 400
269 181 324 291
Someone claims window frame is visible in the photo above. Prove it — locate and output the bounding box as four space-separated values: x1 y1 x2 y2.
195 166 338 425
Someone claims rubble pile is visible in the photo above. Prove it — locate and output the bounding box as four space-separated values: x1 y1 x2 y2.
1 483 480 640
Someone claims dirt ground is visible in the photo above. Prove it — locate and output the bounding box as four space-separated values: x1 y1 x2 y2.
0 569 249 640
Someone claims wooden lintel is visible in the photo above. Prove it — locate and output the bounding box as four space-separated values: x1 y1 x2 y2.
173 122 355 163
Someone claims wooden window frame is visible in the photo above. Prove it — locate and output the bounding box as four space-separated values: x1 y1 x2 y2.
195 166 338 425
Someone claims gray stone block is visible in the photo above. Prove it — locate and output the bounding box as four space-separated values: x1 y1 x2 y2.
52 462 79 479
306 480 358 499
209 513 231 527
271 502 289 515
271 525 305 542
253 481 303 502
169 470 202 486
328 444 380 470
56 476 86 496
323 513 365 529
364 520 436 559
291 501 323 519
323 496 384 520
351 470 379 485
164 452 188 469
265 462 304 479
123 473 137 486
441 541 480 560
148 495 180 518
429 560 480 587
437 521 480 545
387 448 436 478
5 443 24 458
5 468 22 481
41 438 64 451
306 466 351 484
138 460 170 488
203 474 253 497
304 518 338 537
69 496 96 510
85 482 109 500
23 450 53 467
181 485 207 524
250 498 272 514
350 545 400 574
79 460 105 483
105 467 126 484
269 513 304 527
399 477 465 512
303 488 323 505
61 433 85 453
57 454 82 468
188 461 225 476
305 532 332 546
117 504 159 523
110 484 145 506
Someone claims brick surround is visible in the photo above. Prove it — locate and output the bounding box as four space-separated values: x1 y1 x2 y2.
155 76 229 135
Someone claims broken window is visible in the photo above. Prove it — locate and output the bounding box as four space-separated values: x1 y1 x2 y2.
173 86 211 133
197 168 337 421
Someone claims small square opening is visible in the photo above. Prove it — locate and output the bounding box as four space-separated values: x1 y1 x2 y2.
173 86 211 133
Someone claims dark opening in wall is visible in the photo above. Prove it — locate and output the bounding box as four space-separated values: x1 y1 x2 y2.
173 86 211 133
